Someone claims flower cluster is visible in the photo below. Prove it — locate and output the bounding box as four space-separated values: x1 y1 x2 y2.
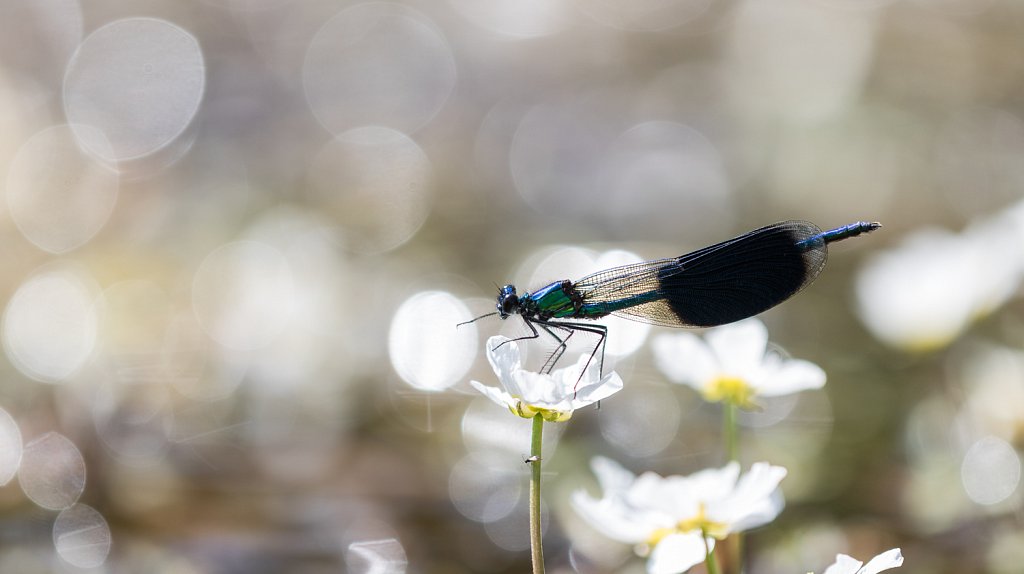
466 321 904 574
572 457 786 574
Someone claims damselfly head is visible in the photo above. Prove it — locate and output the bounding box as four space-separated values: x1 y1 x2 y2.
497 284 519 319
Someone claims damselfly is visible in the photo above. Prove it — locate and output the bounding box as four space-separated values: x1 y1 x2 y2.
462 220 880 376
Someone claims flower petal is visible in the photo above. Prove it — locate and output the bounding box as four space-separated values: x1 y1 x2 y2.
709 462 787 532
469 380 516 410
727 489 786 534
510 369 566 407
859 548 904 574
755 358 826 396
558 353 602 387
627 471 698 519
706 319 768 374
682 461 741 502
823 554 864 574
485 336 521 383
647 532 712 574
652 333 717 387
570 490 658 544
590 456 636 494
570 372 624 409
733 462 787 498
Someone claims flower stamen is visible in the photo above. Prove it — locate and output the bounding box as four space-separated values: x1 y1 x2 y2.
642 504 730 553
512 400 573 422
677 503 730 540
703 375 756 409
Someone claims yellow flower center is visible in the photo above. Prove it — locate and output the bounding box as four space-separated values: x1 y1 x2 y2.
511 400 572 422
644 504 730 550
676 504 730 539
703 375 756 409
903 333 956 354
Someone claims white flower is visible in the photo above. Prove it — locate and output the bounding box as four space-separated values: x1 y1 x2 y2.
469 336 624 422
572 457 787 574
855 228 984 352
652 318 825 409
856 203 1024 352
820 548 903 574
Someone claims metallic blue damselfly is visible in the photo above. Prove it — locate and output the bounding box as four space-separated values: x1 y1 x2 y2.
462 220 880 375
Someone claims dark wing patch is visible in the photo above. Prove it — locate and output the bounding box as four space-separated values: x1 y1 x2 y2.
572 221 829 328
652 221 827 327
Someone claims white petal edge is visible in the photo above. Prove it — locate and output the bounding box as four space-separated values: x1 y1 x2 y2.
590 456 637 493
710 462 787 532
733 462 788 503
859 548 904 574
681 461 741 502
570 372 624 408
469 380 515 410
755 359 827 396
823 554 864 574
557 353 602 388
485 336 521 382
570 490 652 544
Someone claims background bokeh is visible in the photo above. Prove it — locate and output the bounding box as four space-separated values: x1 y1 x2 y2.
0 0 1023 572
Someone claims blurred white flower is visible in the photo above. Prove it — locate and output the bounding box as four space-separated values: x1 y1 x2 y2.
572 457 787 574
856 204 1024 352
820 548 903 574
855 229 974 351
652 318 825 409
469 336 623 422
960 211 1024 314
959 344 1024 442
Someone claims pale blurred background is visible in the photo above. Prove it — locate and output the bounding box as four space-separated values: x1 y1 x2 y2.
0 0 1023 572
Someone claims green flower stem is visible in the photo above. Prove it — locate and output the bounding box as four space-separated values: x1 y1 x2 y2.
703 531 720 574
723 401 738 462
530 414 545 574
